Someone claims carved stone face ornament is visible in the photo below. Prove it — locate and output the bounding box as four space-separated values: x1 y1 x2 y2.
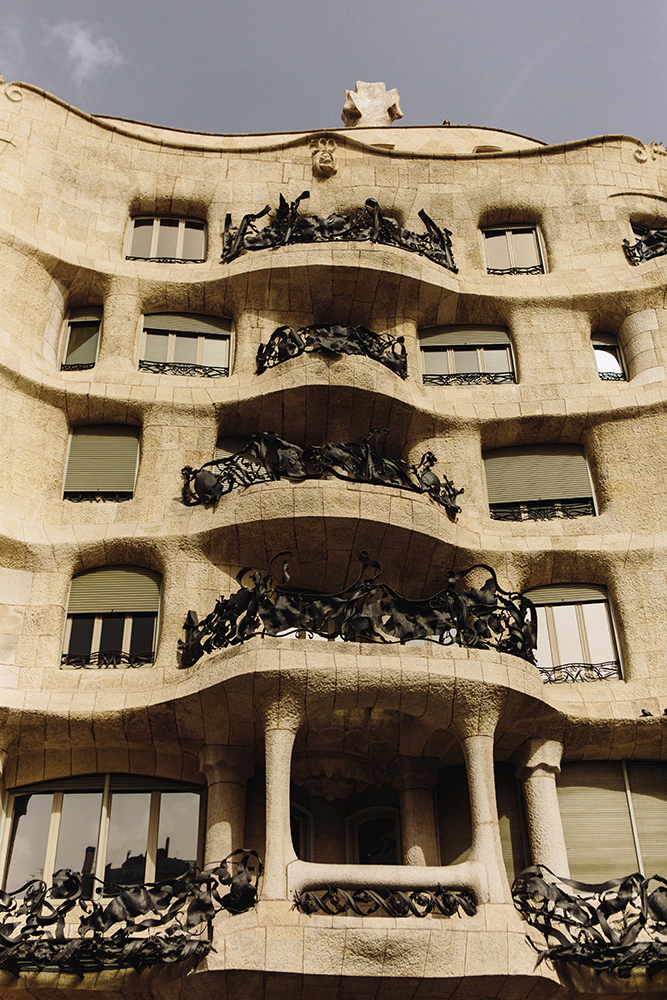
311 137 337 177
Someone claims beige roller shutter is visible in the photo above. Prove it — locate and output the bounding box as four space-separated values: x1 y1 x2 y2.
626 763 667 876
68 566 161 614
524 584 607 604
64 426 140 493
143 313 231 335
557 762 638 881
420 325 510 347
484 445 592 503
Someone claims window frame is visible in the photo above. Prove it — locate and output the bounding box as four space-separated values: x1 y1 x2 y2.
62 424 141 502
345 806 401 865
419 325 516 386
483 444 597 522
139 313 232 378
481 225 546 275
60 307 102 372
591 332 627 381
125 216 207 264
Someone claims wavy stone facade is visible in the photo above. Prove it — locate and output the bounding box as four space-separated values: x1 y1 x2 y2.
1 76 667 998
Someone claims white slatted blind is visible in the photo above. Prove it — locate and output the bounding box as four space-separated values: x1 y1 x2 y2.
626 763 667 876
557 763 638 881
524 584 608 604
64 426 140 493
484 445 592 503
420 325 510 347
68 566 161 614
143 313 231 335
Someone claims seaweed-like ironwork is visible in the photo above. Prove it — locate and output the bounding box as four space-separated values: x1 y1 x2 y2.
178 550 537 668
487 264 544 276
623 228 667 266
489 499 595 522
181 429 463 513
422 372 516 386
513 865 667 978
61 649 154 669
222 191 457 272
539 660 622 684
138 360 229 378
256 323 407 378
294 885 477 918
0 850 262 977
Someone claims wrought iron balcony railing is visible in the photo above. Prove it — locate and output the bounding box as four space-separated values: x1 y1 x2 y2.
623 227 667 266
64 492 133 503
538 660 622 684
486 264 544 275
61 363 96 372
138 360 229 377
490 498 595 521
0 850 262 977
598 370 626 381
125 256 206 264
256 323 407 378
294 885 477 918
61 650 154 668
423 371 516 386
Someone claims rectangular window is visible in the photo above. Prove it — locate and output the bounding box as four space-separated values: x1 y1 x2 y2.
483 445 595 521
482 227 545 275
126 217 206 262
592 332 626 381
420 325 515 385
140 313 231 377
63 425 141 501
61 307 102 371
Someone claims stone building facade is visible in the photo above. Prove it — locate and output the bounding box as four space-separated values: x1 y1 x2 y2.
0 75 667 997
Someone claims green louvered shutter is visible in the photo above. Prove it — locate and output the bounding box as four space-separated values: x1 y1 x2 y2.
64 426 140 494
484 445 593 504
67 566 161 614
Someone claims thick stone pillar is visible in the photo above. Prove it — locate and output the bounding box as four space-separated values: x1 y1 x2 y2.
515 739 569 878
462 733 511 903
393 758 439 866
198 746 254 869
262 719 300 900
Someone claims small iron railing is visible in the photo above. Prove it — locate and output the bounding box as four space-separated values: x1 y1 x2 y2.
486 264 544 275
538 660 622 684
490 499 595 522
125 256 206 264
598 371 626 381
61 363 96 372
138 360 229 377
422 371 515 386
61 650 154 668
63 492 133 503
294 885 476 918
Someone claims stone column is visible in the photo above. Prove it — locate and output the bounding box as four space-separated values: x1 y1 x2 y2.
393 757 439 866
514 739 569 878
462 733 511 903
198 746 254 869
262 718 300 900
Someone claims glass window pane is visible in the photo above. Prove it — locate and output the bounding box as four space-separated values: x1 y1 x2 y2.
67 615 94 658
143 331 169 362
510 229 540 268
595 347 623 375
155 219 179 258
452 348 480 373
484 231 511 270
129 613 156 659
482 347 511 373
552 604 584 665
105 792 150 885
534 606 553 667
200 336 229 368
421 347 450 375
65 322 99 366
173 333 198 364
129 219 154 258
356 815 397 865
54 792 102 894
99 615 124 655
182 221 205 260
582 602 617 662
156 792 199 879
5 794 53 889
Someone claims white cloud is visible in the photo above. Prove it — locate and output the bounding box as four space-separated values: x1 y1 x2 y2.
47 21 124 86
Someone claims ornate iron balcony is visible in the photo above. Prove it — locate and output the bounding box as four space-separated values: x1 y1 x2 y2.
490 499 595 521
513 865 667 978
599 370 626 381
125 256 206 264
181 429 463 513
294 885 477 918
138 360 229 377
257 323 407 378
179 551 537 668
222 191 457 272
64 492 133 503
538 660 622 684
61 363 96 372
61 649 154 668
422 372 516 386
623 228 667 265
486 264 544 275
0 850 262 977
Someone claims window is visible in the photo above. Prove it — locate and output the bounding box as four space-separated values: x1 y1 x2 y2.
126 217 206 263
62 566 161 668
63 425 140 502
140 314 231 377
420 325 515 385
290 805 313 861
346 808 400 865
61 307 102 371
482 226 545 275
557 762 667 882
483 445 595 521
0 775 203 896
592 332 626 381
524 584 621 683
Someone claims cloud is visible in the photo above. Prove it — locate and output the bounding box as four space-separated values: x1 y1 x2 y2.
46 21 124 86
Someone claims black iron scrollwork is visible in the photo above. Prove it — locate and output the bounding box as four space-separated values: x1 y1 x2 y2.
624 228 667 266
294 885 477 918
0 850 262 977
222 191 457 272
487 264 544 276
538 660 622 684
138 361 229 378
61 363 96 372
61 649 154 668
489 499 595 522
181 429 463 513
179 550 537 668
423 372 516 386
256 323 407 378
513 865 667 978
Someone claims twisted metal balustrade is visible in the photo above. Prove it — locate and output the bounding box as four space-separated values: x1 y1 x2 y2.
487 264 544 276
179 550 537 668
294 885 477 918
256 323 407 378
598 371 626 381
513 865 667 978
181 429 463 513
222 191 457 272
422 372 516 386
538 660 622 683
126 256 206 264
0 850 262 977
490 499 595 522
138 360 229 378
64 492 133 503
61 650 154 668
61 363 96 372
623 228 667 266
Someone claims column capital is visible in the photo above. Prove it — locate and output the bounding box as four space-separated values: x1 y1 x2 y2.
198 745 255 784
513 739 563 780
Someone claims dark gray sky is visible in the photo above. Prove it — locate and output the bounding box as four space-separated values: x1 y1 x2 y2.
1 0 665 144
